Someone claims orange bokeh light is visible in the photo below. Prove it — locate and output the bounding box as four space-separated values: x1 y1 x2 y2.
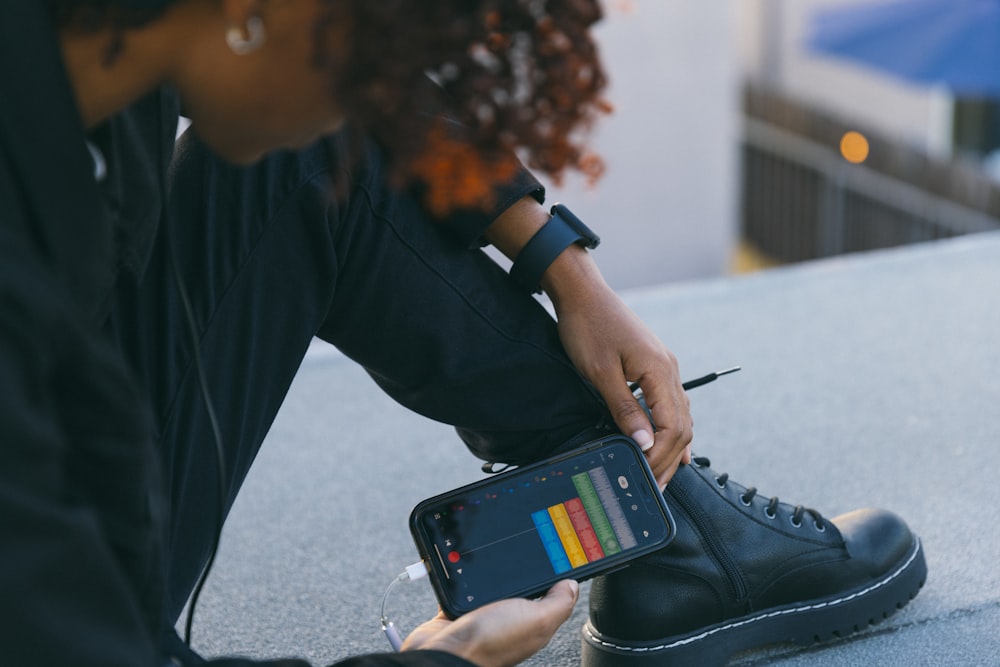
840 131 870 164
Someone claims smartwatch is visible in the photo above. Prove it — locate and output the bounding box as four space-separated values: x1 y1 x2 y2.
509 203 600 293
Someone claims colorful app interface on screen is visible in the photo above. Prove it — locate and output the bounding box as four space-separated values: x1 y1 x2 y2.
419 442 669 610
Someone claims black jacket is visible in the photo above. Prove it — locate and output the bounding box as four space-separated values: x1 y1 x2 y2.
0 2 481 666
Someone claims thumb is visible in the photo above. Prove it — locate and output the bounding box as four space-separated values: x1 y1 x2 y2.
591 375 655 452
536 580 580 621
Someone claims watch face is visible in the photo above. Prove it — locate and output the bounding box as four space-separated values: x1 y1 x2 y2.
510 202 601 293
552 203 600 249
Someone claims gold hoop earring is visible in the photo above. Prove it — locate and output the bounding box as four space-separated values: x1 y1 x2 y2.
225 16 266 55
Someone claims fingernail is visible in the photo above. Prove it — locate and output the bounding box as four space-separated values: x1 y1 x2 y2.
568 580 580 598
632 429 654 451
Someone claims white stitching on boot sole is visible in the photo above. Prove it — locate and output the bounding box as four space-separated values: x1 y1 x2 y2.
584 540 923 654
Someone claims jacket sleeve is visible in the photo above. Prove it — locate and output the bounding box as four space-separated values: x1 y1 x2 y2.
163 623 477 667
436 166 546 249
0 260 163 667
325 652 477 667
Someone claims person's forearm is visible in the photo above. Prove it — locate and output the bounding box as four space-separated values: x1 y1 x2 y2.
486 196 692 482
482 195 550 260
484 196 610 307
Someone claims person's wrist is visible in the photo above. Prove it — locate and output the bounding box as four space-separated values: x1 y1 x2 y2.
509 203 599 293
540 243 610 311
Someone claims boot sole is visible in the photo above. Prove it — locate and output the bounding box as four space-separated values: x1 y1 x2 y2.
581 537 926 667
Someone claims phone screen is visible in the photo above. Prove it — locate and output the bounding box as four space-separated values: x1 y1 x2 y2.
409 436 674 616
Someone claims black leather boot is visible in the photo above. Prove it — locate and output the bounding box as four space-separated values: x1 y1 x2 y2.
582 455 926 666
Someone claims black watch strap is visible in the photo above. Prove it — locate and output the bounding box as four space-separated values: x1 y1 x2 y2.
509 204 600 294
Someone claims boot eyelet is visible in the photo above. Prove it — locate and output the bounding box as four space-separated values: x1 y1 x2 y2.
739 494 752 507
764 508 777 520
789 516 802 528
714 476 726 489
814 521 826 532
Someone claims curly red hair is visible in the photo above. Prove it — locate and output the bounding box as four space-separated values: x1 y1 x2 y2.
321 1 608 212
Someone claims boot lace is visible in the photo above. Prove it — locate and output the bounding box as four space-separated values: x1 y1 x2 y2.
692 456 826 531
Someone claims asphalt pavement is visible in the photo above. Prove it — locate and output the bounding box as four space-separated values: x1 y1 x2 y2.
186 231 1000 666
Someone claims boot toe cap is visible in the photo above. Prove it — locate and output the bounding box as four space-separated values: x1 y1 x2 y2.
834 508 915 576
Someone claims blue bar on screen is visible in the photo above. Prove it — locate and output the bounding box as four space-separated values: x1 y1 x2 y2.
531 509 572 574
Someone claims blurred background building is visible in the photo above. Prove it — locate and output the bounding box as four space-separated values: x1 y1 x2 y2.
539 0 1000 291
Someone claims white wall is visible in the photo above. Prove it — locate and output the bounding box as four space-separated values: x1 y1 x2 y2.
535 1 741 290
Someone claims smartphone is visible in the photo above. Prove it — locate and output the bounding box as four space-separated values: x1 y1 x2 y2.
408 434 675 617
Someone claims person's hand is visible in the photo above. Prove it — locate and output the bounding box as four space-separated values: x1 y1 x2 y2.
401 579 578 667
542 247 694 487
483 196 693 485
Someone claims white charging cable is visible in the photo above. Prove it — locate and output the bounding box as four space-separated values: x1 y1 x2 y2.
380 561 430 651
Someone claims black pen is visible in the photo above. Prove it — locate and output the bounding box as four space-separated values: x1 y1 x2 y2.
630 366 741 394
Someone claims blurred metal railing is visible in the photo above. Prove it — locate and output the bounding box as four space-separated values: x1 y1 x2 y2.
741 86 1000 263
